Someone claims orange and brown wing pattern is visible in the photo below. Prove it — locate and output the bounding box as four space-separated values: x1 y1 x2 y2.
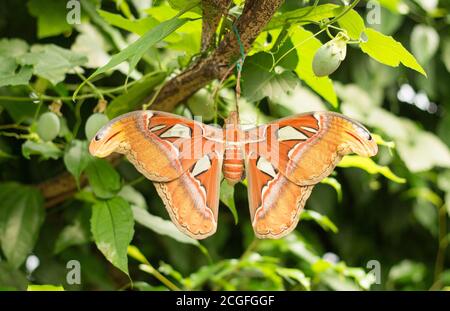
154 153 223 239
245 155 313 238
248 111 378 186
89 110 222 182
89 110 224 239
244 111 377 239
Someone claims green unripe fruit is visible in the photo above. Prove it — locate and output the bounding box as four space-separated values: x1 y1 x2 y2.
312 32 349 77
37 112 61 141
173 104 193 119
187 89 215 121
85 113 109 141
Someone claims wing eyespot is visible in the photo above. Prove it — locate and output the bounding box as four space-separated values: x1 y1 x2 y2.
94 133 102 141
355 125 372 141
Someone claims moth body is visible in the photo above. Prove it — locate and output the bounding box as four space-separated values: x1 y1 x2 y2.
222 111 245 185
223 135 245 185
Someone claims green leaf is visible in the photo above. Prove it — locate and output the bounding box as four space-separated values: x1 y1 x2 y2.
64 140 90 187
275 267 311 290
335 8 365 40
71 24 119 73
291 27 338 107
311 258 333 273
0 262 28 290
410 24 439 65
220 180 238 224
0 38 29 58
0 39 31 87
404 188 443 207
54 207 91 254
442 38 450 73
19 44 87 84
85 158 121 199
0 55 32 87
437 170 450 192
91 197 134 276
71 27 140 82
338 155 406 183
80 0 128 51
414 0 438 12
158 261 184 283
266 4 338 30
54 221 90 255
132 206 201 247
74 189 98 204
372 134 396 149
320 177 342 202
241 52 298 103
75 17 188 98
388 260 426 285
98 10 158 35
27 0 73 38
0 98 39 124
0 182 45 268
22 140 62 160
378 0 409 14
119 186 147 210
186 89 215 122
106 72 166 118
397 131 450 172
413 201 438 235
27 284 65 291
301 210 338 233
167 0 201 13
360 28 427 76
132 281 168 291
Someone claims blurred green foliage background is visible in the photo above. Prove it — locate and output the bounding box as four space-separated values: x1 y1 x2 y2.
0 0 449 291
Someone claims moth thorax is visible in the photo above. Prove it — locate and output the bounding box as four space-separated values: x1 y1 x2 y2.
223 144 245 185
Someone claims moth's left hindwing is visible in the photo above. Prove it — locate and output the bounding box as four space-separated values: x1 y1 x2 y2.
154 153 223 239
89 110 224 239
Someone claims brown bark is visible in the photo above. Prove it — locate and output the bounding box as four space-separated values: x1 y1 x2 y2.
201 0 232 52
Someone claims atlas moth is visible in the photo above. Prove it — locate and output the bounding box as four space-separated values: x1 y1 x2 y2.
89 110 377 239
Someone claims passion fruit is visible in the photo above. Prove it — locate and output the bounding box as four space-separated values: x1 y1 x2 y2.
312 32 349 77
37 112 61 141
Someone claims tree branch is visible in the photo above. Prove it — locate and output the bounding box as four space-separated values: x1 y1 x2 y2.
201 0 231 52
151 0 284 112
37 154 122 208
